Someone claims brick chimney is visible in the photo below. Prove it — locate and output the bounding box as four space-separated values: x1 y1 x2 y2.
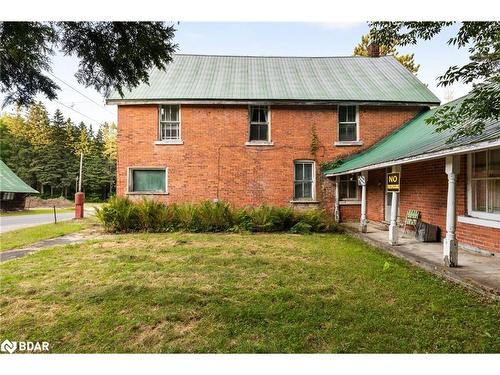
367 43 380 57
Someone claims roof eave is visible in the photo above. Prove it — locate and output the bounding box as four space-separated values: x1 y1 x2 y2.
324 138 500 177
105 98 440 106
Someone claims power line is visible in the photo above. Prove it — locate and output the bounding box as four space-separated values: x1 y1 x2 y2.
54 100 102 126
47 71 115 115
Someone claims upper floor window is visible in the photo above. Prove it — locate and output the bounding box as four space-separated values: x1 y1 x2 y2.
294 161 315 200
249 106 270 142
338 105 358 142
339 173 359 200
469 149 500 219
159 105 181 142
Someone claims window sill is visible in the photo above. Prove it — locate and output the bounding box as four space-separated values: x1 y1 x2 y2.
245 141 274 147
290 200 319 204
126 192 169 196
155 140 184 145
458 215 500 229
339 200 361 205
334 141 363 147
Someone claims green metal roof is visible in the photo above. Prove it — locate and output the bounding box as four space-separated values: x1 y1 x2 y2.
324 96 500 175
107 54 440 105
0 160 39 194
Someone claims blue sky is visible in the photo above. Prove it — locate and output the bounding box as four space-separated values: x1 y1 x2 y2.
1 22 472 127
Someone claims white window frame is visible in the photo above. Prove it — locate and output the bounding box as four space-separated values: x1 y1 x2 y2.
335 105 361 146
127 167 169 195
156 105 183 145
2 192 15 200
246 105 273 145
339 173 360 201
293 160 316 201
467 150 500 221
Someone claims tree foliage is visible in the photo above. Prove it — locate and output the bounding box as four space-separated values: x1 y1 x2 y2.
0 22 177 107
369 22 500 142
1 102 117 200
353 34 420 74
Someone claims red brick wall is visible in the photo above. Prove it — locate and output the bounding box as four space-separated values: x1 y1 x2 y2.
117 104 421 208
339 204 361 221
353 156 499 253
456 223 500 252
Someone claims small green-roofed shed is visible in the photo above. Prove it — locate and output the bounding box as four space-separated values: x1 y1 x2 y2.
323 95 500 176
0 160 39 194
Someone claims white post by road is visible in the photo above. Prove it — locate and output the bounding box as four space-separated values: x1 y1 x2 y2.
360 171 368 233
389 165 401 245
443 155 460 267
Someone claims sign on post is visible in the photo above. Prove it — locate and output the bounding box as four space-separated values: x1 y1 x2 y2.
357 175 366 186
386 172 400 192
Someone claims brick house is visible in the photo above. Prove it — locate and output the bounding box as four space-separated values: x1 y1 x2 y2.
106 53 439 211
324 94 500 259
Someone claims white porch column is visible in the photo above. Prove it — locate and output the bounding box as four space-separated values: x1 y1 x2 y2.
389 165 401 245
334 176 340 223
360 171 368 233
443 155 460 267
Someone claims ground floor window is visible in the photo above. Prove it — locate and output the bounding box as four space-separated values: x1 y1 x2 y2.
1 192 15 200
128 168 167 193
339 173 359 200
294 161 315 200
469 148 500 219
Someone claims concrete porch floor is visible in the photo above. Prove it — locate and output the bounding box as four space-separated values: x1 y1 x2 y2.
342 221 500 300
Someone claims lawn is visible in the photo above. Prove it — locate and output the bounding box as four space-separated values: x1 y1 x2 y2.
0 220 90 252
0 208 74 217
0 232 498 353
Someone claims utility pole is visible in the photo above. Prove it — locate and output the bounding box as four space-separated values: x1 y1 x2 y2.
78 151 83 192
75 151 85 219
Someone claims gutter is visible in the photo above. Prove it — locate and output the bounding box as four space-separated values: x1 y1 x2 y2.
105 98 439 107
324 138 500 177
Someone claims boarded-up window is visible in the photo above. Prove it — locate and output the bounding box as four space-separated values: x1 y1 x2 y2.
131 169 166 193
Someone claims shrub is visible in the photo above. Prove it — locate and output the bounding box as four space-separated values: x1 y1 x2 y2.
290 221 312 234
95 196 140 232
295 209 336 232
136 199 170 232
243 205 298 232
96 198 338 234
196 201 234 232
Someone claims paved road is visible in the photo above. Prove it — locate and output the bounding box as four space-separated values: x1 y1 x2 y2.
0 210 94 233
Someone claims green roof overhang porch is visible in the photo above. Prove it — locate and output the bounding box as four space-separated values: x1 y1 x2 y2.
322 94 500 267
324 137 500 177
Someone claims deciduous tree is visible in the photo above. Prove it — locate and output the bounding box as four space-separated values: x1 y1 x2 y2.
0 22 177 107
369 22 500 142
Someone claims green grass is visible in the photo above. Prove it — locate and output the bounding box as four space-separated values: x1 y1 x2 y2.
0 233 498 353
0 220 89 252
0 208 74 217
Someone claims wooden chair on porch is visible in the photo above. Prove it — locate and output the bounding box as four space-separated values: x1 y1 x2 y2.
401 209 420 236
